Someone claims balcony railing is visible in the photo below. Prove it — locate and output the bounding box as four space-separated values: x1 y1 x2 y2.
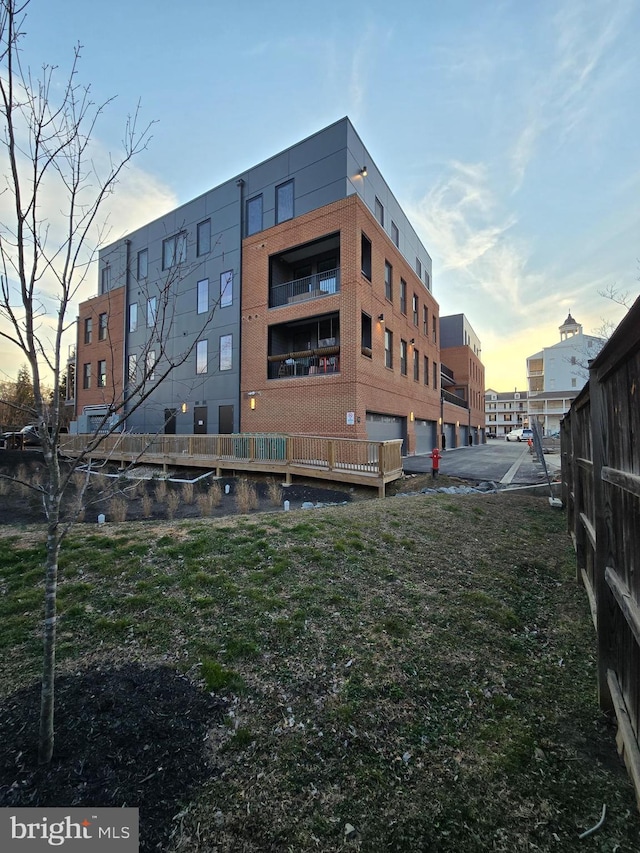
441 388 469 409
270 268 340 308
268 346 340 379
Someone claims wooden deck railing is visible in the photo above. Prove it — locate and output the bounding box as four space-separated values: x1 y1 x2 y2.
59 433 404 497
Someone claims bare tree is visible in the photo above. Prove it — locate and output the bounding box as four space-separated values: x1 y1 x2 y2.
0 0 213 763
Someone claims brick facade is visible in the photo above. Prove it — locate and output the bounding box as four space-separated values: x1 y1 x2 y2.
75 287 125 413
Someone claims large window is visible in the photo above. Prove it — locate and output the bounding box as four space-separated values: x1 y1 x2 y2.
97 359 107 388
361 312 372 357
432 315 437 344
247 195 263 236
416 257 422 278
146 350 156 381
412 293 419 326
98 312 107 341
128 303 138 333
391 221 399 247
128 354 137 384
400 339 408 376
219 334 233 371
385 261 393 302
361 233 372 280
276 180 294 224
84 317 92 344
433 360 438 389
220 271 233 308
100 266 110 294
162 232 187 270
197 279 208 315
197 219 211 256
423 305 428 336
82 362 91 389
400 279 407 315
424 355 429 386
384 329 393 369
413 348 420 381
147 296 157 327
196 340 208 374
137 249 148 280
375 197 384 227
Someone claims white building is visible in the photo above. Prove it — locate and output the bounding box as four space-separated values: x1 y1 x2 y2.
526 313 603 435
485 389 529 438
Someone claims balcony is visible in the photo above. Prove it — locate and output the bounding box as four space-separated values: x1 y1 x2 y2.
268 312 340 380
269 232 340 309
270 267 340 308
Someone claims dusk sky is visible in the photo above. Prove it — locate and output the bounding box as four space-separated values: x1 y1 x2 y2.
2 0 639 390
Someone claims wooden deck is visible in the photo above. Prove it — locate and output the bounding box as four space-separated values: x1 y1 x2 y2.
59 433 404 497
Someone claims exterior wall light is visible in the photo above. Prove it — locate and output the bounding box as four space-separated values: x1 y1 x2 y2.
378 313 385 323
250 397 256 410
410 338 415 345
181 402 188 413
360 166 368 176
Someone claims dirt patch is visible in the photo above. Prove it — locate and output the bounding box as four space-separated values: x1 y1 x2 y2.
0 663 225 852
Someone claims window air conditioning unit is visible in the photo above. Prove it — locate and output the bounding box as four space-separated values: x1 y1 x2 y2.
318 337 336 348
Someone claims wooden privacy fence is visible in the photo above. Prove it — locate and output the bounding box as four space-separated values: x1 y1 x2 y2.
59 433 404 497
562 294 640 807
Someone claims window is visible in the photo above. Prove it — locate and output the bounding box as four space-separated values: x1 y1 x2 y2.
219 334 232 371
361 312 372 356
425 270 431 290
220 271 233 308
247 195 263 236
391 221 399 247
100 266 110 295
97 359 107 388
84 317 92 344
162 232 187 270
98 312 107 341
197 219 211 256
413 348 419 381
385 261 393 301
412 293 419 326
147 297 157 327
361 233 372 280
504 414 512 422
424 355 429 386
433 360 438 389
488 414 496 422
400 339 407 376
423 305 428 335
384 329 393 369
570 356 577 365
196 340 208 374
276 180 294 224
137 249 148 280
82 362 91 389
146 350 156 381
197 279 208 315
416 257 422 278
572 377 577 388
400 278 407 314
128 354 137 384
128 303 138 333
432 315 437 343
375 197 384 227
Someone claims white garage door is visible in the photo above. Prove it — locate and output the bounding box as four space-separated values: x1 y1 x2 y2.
366 412 406 454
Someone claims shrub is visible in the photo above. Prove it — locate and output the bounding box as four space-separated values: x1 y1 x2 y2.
267 478 282 506
166 490 180 520
197 491 215 516
141 492 153 519
181 482 195 504
210 480 223 507
235 479 258 513
108 496 128 523
154 480 168 502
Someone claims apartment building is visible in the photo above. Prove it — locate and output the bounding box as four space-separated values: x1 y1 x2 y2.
71 117 484 454
485 389 529 438
526 312 603 435
439 314 485 446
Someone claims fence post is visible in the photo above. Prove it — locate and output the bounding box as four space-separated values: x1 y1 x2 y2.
590 366 615 713
327 440 335 471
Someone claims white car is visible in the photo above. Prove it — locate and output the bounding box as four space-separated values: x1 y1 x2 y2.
506 428 533 442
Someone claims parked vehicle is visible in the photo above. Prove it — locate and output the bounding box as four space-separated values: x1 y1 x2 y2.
506 428 533 442
1 424 41 448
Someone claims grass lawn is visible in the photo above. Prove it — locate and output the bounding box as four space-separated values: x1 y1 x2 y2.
1 490 639 852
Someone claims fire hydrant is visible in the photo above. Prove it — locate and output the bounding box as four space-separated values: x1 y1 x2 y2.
429 446 442 479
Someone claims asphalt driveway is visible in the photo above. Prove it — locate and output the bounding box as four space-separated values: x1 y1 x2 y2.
403 440 560 486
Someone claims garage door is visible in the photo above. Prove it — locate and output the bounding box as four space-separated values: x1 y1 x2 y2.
366 412 406 454
444 422 456 450
415 419 437 455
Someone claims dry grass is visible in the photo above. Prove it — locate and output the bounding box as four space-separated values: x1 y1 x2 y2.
196 491 215 516
181 482 195 504
154 480 168 502
209 480 223 507
141 493 153 519
107 495 128 523
234 479 258 513
166 491 180 520
267 478 282 506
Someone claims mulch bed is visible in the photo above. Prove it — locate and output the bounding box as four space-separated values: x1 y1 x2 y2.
0 663 226 851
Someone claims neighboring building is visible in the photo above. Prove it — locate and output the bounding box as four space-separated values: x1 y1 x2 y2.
485 389 529 438
72 117 484 454
439 314 485 445
526 312 604 435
